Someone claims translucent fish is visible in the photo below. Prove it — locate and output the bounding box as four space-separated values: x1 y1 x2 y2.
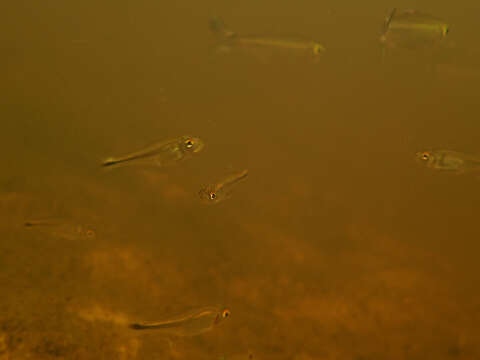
415 150 480 174
129 307 230 337
198 170 248 204
209 17 325 58
24 218 96 241
102 135 204 169
381 9 449 51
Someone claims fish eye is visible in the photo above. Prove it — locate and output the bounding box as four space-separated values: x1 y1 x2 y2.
209 192 216 200
421 152 430 161
185 139 194 148
222 309 230 318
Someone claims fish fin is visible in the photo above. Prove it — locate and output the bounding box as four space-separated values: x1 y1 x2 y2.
129 322 167 330
100 156 157 171
24 218 63 227
209 16 236 39
101 157 120 167
383 8 396 34
129 323 147 330
380 8 396 61
100 157 129 172
101 155 149 168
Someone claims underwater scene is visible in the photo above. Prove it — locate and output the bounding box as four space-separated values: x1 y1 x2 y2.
1 0 480 359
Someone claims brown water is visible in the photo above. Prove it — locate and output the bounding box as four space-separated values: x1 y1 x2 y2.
1 0 480 359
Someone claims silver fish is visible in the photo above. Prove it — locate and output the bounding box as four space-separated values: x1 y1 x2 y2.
381 9 449 51
210 17 325 57
102 135 204 168
199 169 248 204
129 307 230 337
415 150 480 174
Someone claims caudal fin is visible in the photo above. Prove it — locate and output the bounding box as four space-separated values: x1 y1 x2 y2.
101 157 122 167
129 322 169 330
101 154 144 168
129 323 148 330
383 8 396 34
380 8 396 61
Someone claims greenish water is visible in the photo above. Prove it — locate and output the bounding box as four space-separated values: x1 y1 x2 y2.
1 0 480 359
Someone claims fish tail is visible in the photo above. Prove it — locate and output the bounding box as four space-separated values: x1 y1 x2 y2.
383 8 396 34
209 16 236 39
24 220 40 227
101 157 123 167
102 141 170 168
129 321 174 330
129 323 158 330
24 219 60 227
24 221 48 227
380 9 395 62
129 323 147 330
101 154 145 167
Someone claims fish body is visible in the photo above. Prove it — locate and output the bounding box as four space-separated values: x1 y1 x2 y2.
227 35 325 55
129 307 230 337
199 169 248 204
210 17 325 57
381 9 449 50
102 135 204 169
415 150 480 173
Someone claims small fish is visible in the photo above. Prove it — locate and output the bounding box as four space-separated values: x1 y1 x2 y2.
102 135 204 169
381 9 449 51
24 219 96 240
199 169 248 204
210 17 325 57
415 150 480 174
129 307 230 337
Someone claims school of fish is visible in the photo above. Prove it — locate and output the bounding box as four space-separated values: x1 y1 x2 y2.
12 6 480 360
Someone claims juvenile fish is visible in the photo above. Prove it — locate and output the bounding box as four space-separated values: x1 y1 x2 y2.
380 9 449 50
102 135 204 168
210 17 325 57
199 169 248 204
129 307 230 337
415 150 480 174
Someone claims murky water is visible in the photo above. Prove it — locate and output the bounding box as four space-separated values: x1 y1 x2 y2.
1 0 480 359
